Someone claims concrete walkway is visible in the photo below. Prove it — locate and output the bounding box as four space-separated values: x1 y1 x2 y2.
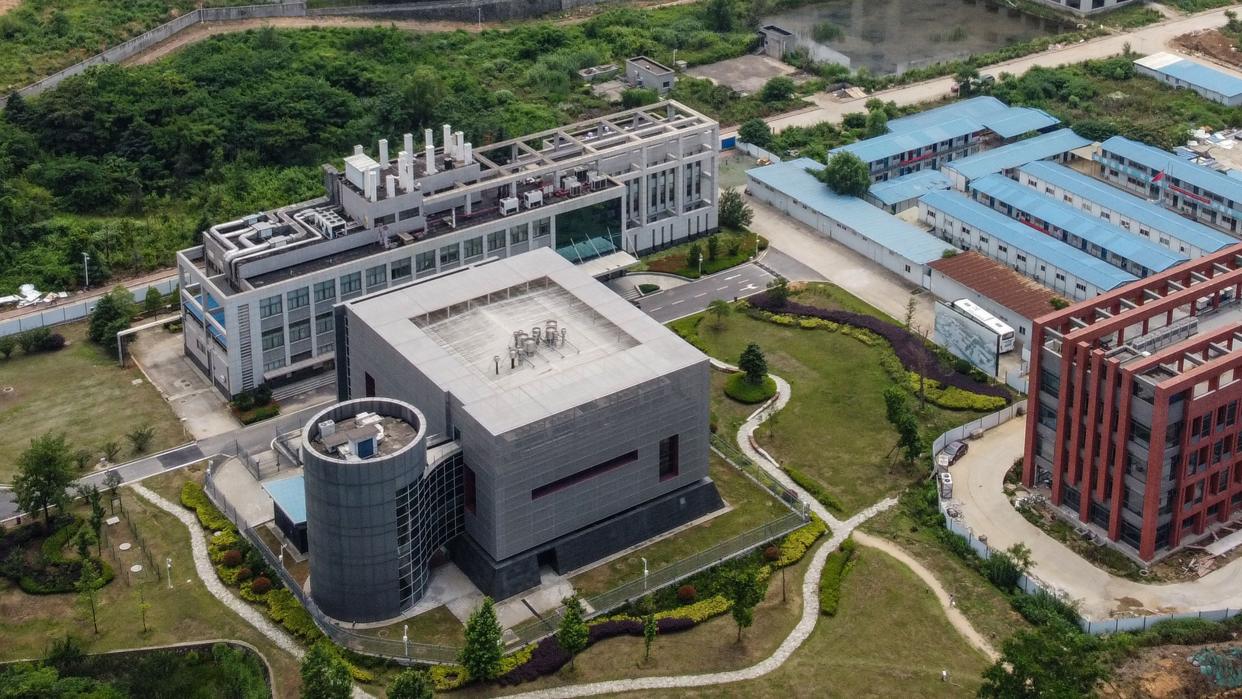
497 365 994 698
951 419 1242 618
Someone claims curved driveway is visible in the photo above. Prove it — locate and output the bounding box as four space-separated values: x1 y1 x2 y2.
952 419 1242 618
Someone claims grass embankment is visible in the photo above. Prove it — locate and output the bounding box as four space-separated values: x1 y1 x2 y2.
633 229 765 279
0 484 301 697
0 320 183 482
673 289 988 516
629 547 992 699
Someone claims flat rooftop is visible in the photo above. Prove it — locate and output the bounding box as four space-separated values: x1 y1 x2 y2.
262 475 306 525
309 413 420 459
342 248 705 435
945 128 1090 181
1136 52 1242 98
929 250 1062 321
1099 135 1242 207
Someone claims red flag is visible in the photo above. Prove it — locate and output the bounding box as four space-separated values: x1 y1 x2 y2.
1152 170 1166 184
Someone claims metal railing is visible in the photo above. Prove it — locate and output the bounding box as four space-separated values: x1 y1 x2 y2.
710 434 804 512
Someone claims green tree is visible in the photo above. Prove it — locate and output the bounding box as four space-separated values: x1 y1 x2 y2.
738 118 771 148
642 612 658 662
557 595 590 669
138 588 151 634
764 276 789 307
460 597 503 681
895 412 924 462
300 640 352 699
0 335 15 359
723 565 763 642
83 485 105 556
621 88 659 109
815 153 870 197
127 425 155 455
704 0 733 32
74 526 97 562
387 668 434 699
706 299 732 329
102 441 121 463
738 343 767 386
72 448 93 471
718 189 753 229
955 66 981 96
88 286 135 349
882 386 908 426
76 559 103 635
979 624 1105 698
143 287 163 316
686 242 703 273
760 76 795 103
13 432 75 528
103 469 123 514
706 235 719 261
865 107 888 137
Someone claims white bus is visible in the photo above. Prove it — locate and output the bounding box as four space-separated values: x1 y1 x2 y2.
951 299 1015 353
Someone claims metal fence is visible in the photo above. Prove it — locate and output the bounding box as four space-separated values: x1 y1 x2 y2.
930 401 1025 458
234 439 284 481
942 511 1242 635
710 435 804 512
0 277 178 338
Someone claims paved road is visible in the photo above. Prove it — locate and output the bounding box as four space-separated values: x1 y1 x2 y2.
951 419 1242 618
759 247 826 283
738 5 1242 135
0 399 330 521
640 262 774 323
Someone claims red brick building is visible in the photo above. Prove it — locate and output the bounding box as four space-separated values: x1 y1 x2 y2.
1024 246 1242 561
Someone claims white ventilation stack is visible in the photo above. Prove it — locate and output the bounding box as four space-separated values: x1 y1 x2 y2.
424 143 436 175
386 175 397 200
442 124 452 159
403 133 414 157
454 131 465 161
353 145 364 156
378 139 389 165
464 142 473 164
424 128 434 150
365 168 378 202
398 151 414 191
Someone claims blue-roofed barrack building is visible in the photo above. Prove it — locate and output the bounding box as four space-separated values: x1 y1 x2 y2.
1096 135 1242 237
918 190 1138 300
968 173 1189 278
943 128 1091 190
829 96 1061 182
747 158 956 287
1017 161 1237 259
865 169 951 213
1135 53 1242 108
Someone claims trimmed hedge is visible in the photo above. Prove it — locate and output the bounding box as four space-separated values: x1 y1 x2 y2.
785 467 844 514
638 283 660 294
907 374 1007 412
235 403 280 425
180 482 231 532
819 538 858 617
267 588 321 644
775 515 828 567
724 372 777 404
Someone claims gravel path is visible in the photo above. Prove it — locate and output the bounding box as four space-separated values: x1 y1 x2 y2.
132 483 305 659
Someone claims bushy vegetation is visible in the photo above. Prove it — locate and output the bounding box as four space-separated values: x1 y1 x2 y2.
818 538 857 617
0 514 114 594
0 4 760 294
724 372 776 403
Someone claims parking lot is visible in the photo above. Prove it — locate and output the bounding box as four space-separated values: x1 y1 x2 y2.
687 54 802 95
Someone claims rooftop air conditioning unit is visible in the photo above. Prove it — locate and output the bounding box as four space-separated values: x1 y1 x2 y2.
500 198 520 216
319 419 336 438
524 190 543 209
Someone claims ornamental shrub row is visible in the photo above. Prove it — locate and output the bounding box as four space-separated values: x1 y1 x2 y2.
819 538 858 617
775 515 828 567
906 374 1008 412
784 466 844 514
180 482 232 533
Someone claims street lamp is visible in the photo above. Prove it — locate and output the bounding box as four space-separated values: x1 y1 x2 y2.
166 557 173 589
641 557 649 591
403 624 409 657
82 252 90 289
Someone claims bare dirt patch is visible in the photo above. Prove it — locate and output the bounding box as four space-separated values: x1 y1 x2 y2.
1102 642 1237 699
0 0 19 15
1173 29 1242 70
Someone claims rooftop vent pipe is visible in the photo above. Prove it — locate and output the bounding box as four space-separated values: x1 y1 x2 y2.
379 139 389 165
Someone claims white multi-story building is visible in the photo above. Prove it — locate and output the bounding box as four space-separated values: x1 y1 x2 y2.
176 101 719 397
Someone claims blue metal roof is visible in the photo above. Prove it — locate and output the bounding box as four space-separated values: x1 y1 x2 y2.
262 475 306 525
1100 135 1242 208
919 190 1138 291
831 117 981 163
886 96 1011 132
1140 55 1242 98
868 170 951 206
748 158 955 264
946 129 1090 181
977 107 1061 139
1018 161 1237 253
970 174 1188 273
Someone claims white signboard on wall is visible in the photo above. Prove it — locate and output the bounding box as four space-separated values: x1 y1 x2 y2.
933 301 999 377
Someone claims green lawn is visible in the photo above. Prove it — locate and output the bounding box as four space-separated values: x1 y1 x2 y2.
685 310 986 516
630 546 992 699
570 451 790 597
0 321 184 482
863 506 1032 651
632 229 764 279
0 487 302 698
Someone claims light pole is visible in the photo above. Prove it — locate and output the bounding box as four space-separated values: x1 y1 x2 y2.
166 557 173 589
82 252 90 289
641 557 649 592
403 624 409 657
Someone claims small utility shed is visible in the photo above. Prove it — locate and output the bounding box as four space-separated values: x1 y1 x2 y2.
1135 52 1242 107
866 170 951 213
262 475 308 554
747 158 957 287
928 250 1061 349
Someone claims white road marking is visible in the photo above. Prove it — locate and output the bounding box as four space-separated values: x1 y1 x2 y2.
670 299 685 305
724 274 741 280
693 292 706 298
717 286 729 291
649 306 664 312
740 284 759 292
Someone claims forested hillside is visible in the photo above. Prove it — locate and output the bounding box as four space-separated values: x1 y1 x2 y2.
0 4 758 292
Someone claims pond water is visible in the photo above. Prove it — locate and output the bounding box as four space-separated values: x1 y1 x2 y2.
762 0 1070 76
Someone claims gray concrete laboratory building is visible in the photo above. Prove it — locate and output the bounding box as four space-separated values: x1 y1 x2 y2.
301 248 721 622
